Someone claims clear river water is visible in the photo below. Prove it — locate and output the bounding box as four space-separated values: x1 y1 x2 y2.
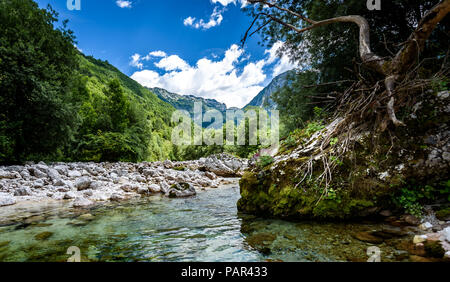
0 180 413 262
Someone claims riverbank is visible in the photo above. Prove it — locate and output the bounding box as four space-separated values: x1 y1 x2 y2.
0 154 248 212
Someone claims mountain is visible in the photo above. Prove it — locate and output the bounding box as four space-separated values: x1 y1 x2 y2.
77 54 176 161
244 70 296 110
149 87 227 115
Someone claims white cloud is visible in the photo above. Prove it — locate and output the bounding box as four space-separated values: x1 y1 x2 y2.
130 42 300 108
130 53 143 69
212 0 248 8
264 41 299 77
131 44 266 108
130 51 168 69
116 0 132 8
183 7 224 30
155 55 190 71
183 17 195 26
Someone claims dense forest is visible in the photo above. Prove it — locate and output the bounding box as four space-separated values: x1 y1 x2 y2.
0 0 177 164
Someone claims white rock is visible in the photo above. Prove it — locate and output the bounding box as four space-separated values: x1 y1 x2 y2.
419 222 433 231
14 187 32 196
46 168 60 181
0 170 16 179
72 197 93 208
33 179 44 188
442 227 450 242
110 193 125 202
54 165 68 176
64 191 77 200
33 169 47 179
0 192 16 206
137 187 148 194
53 179 66 187
20 170 31 180
74 177 91 191
413 235 428 244
90 192 109 202
68 170 82 178
148 184 161 193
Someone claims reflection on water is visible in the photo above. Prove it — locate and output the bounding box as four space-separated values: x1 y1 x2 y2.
0 183 412 262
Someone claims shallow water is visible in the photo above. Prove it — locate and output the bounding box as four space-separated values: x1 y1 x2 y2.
0 182 413 262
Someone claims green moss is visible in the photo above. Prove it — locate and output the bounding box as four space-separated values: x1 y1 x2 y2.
424 241 445 258
436 208 450 220
172 166 186 171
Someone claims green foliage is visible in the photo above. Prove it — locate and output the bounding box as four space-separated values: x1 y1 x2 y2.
329 156 343 166
257 156 275 169
305 122 325 137
330 137 339 146
431 77 448 92
393 182 450 217
0 0 78 163
0 1 177 163
272 71 320 134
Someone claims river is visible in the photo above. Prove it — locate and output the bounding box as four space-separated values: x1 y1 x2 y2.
0 180 413 262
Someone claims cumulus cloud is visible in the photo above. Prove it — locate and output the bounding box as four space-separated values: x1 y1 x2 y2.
130 42 299 108
116 0 132 8
155 55 190 71
131 45 266 108
130 53 143 69
183 7 224 30
264 41 299 77
212 0 248 8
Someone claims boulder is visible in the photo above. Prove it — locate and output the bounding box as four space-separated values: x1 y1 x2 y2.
68 170 82 178
14 187 32 196
33 179 44 188
0 170 17 179
110 193 125 202
419 222 433 231
74 177 91 191
205 171 217 180
72 197 93 208
120 184 136 192
413 235 428 244
32 169 47 179
64 191 77 200
0 193 16 207
200 154 248 177
137 187 149 195
168 183 196 198
53 179 66 187
148 184 161 193
46 168 60 182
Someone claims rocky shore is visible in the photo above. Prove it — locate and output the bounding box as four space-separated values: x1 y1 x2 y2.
0 153 248 208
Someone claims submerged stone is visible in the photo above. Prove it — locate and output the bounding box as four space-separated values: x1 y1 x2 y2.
35 231 54 241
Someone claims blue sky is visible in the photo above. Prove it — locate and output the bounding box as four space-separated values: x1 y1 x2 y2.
35 0 298 108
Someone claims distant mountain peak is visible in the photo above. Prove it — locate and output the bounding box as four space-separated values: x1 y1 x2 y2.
244 70 297 110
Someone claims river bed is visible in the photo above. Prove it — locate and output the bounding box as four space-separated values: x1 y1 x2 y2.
0 180 414 262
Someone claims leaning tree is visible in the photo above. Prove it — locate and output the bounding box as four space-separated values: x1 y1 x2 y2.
243 0 449 127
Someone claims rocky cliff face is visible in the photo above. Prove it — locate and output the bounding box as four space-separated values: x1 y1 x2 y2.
244 70 296 110
238 90 450 220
